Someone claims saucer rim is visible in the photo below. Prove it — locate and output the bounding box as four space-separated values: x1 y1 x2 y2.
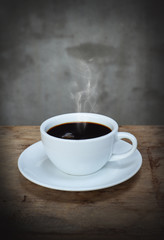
18 141 142 192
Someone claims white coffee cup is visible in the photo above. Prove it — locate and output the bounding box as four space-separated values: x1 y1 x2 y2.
40 113 137 175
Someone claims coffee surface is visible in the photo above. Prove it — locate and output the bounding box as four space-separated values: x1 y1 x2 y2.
47 122 111 140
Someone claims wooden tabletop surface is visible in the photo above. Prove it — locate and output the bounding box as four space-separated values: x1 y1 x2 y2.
0 125 164 240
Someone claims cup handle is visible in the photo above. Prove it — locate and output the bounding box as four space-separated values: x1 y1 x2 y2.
110 132 137 161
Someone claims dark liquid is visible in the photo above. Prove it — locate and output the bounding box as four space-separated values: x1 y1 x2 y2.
47 122 111 140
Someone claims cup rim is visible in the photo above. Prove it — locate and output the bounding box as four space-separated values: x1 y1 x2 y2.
40 113 118 142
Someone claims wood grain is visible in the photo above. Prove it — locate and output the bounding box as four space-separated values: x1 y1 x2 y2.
0 126 164 240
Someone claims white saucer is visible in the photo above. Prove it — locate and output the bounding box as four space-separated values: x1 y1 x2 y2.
18 140 142 191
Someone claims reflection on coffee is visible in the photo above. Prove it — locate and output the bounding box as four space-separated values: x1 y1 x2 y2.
47 122 111 140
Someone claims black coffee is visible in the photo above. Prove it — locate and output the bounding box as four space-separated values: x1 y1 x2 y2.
47 122 111 140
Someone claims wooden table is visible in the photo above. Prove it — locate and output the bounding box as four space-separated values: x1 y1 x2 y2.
0 126 164 240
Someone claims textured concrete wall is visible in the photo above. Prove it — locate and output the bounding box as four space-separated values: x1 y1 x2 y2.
0 0 164 125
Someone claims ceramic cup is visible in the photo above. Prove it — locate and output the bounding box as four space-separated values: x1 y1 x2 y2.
40 113 137 175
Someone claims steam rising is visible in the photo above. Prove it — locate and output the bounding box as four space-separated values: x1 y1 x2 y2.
69 58 98 113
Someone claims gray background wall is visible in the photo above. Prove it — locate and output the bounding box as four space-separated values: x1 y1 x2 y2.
0 0 164 125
